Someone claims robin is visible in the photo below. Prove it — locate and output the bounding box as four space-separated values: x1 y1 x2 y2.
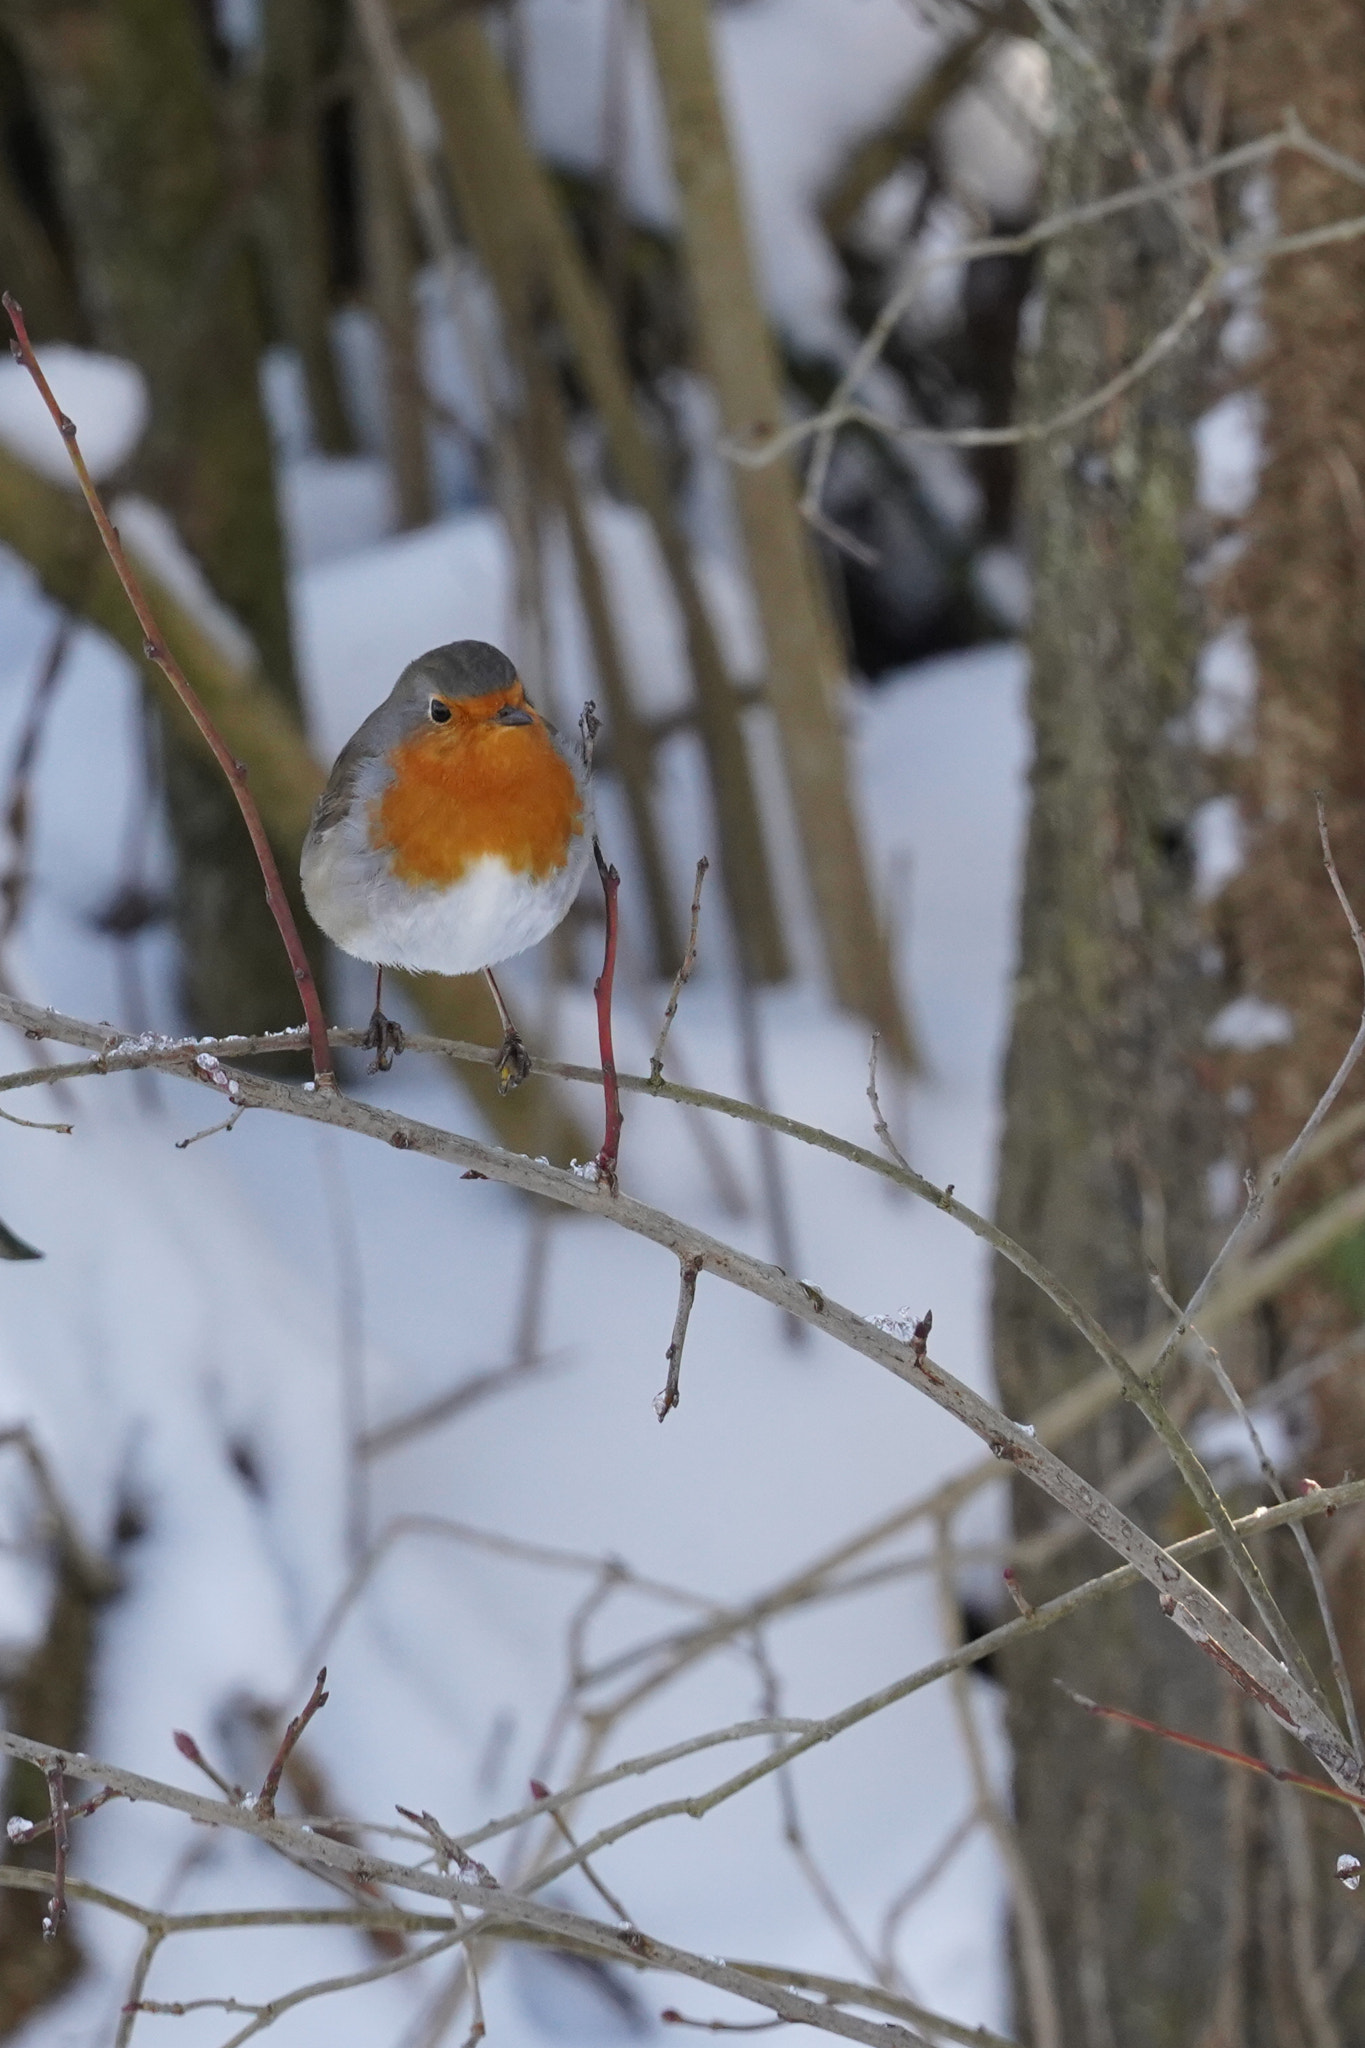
301 639 592 1089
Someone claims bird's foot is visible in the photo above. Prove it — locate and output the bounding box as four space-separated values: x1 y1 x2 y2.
495 1028 532 1096
364 1007 406 1074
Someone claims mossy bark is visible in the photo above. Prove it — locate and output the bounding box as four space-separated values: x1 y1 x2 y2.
0 0 304 1038
992 7 1239 2040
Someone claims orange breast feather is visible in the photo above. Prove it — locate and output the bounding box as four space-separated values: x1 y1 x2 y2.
374 715 581 888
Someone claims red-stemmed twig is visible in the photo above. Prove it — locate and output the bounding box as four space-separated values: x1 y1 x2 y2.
172 1727 243 1803
41 1761 68 1941
655 1255 702 1421
7 1781 120 1847
1 292 336 1091
593 838 623 1191
256 1668 329 1820
1060 1683 1365 1815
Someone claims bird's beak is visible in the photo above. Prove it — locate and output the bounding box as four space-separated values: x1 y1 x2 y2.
494 705 534 727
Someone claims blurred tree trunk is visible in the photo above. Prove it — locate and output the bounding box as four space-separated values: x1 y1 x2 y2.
0 0 307 1038
404 5 791 986
357 67 430 529
1212 2 1365 2031
992 6 1246 2040
257 0 353 456
641 0 914 1063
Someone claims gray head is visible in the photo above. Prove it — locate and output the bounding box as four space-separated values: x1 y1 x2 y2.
394 640 520 709
325 640 534 777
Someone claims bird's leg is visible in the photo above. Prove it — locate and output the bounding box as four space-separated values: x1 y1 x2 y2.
364 964 405 1073
484 967 532 1095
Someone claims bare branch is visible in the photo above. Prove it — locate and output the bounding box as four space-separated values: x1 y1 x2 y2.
656 1257 703 1421
652 857 709 1086
593 840 624 1191
0 991 1356 1787
40 1761 68 1941
256 1669 329 1820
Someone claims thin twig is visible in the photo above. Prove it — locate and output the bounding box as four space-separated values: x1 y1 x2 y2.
173 1728 243 1803
592 838 624 1190
933 1518 1060 2048
41 1761 68 1940
656 1256 703 1420
529 1778 634 1923
867 1033 910 1172
357 1351 562 1458
174 1104 246 1149
256 1669 329 1820
729 120 1365 499
7 1782 120 1847
652 857 709 1085
1059 1685 1365 1816
1148 799 1365 1386
0 294 335 1089
663 2015 788 2034
1149 1266 1365 1766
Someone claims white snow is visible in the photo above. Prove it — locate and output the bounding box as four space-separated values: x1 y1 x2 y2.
1194 619 1257 753
1191 793 1245 903
1195 391 1264 520
1207 994 1296 1052
0 347 148 486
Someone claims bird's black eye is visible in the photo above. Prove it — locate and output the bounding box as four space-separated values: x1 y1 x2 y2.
429 698 452 724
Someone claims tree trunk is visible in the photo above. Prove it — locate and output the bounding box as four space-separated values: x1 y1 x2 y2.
1209 3 1365 2032
992 8 1247 2040
257 0 354 457
405 6 791 986
641 0 914 1062
1 0 305 1038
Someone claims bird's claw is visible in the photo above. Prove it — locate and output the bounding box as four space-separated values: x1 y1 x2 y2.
364 1008 405 1074
495 1029 532 1095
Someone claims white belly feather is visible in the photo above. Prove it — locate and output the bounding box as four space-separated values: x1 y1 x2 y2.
303 829 590 976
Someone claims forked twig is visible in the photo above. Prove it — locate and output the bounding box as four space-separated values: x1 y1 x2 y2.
656 1256 703 1421
6 1782 120 1848
1148 1265 1365 1766
0 293 335 1090
593 839 624 1190
866 1033 910 1174
256 1669 329 1820
652 857 709 1085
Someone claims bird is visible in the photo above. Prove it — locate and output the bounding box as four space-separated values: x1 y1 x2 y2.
301 640 593 1091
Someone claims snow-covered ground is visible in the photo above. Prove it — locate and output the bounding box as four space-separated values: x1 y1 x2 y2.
0 490 1030 2042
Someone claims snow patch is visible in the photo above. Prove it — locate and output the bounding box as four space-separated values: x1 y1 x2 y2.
1194 621 1257 752
0 346 147 485
1195 392 1263 519
1191 794 1244 903
1207 994 1295 1051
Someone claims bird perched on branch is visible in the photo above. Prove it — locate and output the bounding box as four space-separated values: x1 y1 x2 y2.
301 640 592 1090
